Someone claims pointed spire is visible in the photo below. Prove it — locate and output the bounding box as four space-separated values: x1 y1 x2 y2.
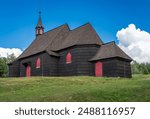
35 11 44 36
37 11 43 27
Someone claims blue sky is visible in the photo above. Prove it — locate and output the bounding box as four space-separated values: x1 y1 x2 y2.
0 0 150 50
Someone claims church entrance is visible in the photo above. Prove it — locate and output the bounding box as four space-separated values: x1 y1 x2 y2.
95 62 103 77
26 65 31 77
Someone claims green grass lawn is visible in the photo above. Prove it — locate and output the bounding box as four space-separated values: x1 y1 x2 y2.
0 75 150 102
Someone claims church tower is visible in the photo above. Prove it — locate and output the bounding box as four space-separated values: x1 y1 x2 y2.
35 11 44 36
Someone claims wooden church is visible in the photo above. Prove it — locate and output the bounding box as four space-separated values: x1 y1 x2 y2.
8 13 132 78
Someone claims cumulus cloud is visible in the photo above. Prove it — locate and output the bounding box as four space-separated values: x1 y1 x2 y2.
117 24 150 63
0 47 23 58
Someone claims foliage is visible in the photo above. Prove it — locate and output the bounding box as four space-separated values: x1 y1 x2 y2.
0 58 8 77
132 61 150 74
0 75 150 102
0 53 16 77
6 53 16 64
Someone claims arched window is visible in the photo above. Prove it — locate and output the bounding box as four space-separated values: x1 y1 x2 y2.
36 58 41 68
66 52 72 64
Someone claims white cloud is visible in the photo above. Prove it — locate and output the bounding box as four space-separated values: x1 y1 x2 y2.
116 24 150 63
0 47 23 58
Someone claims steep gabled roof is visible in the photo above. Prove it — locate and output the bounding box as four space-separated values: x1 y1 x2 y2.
18 24 69 59
53 23 103 51
18 23 103 59
90 42 132 61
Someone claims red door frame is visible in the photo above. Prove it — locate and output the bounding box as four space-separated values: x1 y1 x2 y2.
95 62 103 77
26 65 31 77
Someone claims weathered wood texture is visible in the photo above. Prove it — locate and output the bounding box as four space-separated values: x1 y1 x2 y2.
9 61 20 77
9 45 131 78
99 58 132 78
15 52 58 77
58 45 100 76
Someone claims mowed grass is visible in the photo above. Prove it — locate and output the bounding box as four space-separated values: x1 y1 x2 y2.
0 75 150 102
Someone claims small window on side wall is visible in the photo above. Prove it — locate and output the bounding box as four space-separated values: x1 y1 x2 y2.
36 58 41 68
66 52 72 64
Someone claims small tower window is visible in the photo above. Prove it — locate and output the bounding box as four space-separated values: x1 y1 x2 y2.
36 58 41 68
66 52 72 64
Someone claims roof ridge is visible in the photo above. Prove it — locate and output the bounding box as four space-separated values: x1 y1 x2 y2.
18 24 69 59
70 22 91 31
89 41 132 61
114 43 132 59
55 23 91 50
45 24 70 51
69 23 93 48
53 22 103 51
76 23 103 45
42 24 69 35
103 41 127 58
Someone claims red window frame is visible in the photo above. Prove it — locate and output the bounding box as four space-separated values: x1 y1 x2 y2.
36 58 41 68
66 52 72 64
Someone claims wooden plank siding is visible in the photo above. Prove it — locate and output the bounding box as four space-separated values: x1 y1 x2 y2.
97 58 132 78
19 52 58 77
9 61 20 77
116 58 131 78
101 59 118 77
9 45 131 78
43 53 58 76
58 45 100 76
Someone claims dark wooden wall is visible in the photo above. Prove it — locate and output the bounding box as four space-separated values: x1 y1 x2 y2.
76 45 99 76
8 61 20 77
19 52 58 77
99 58 132 78
58 45 99 76
116 58 131 78
101 58 118 77
42 53 58 76
9 45 132 78
20 53 42 77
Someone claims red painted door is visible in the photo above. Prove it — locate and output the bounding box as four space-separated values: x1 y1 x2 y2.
26 66 31 77
95 62 103 77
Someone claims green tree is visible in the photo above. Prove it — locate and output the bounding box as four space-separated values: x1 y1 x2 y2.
6 53 16 64
0 58 8 77
0 54 16 77
131 61 140 74
140 63 149 74
131 61 150 74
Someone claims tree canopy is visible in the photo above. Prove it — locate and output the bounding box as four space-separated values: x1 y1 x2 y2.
131 61 150 74
0 53 16 77
0 58 8 77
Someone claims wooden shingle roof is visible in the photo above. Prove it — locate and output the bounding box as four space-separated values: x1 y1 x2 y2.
52 23 103 51
90 42 132 61
18 24 69 59
18 23 103 59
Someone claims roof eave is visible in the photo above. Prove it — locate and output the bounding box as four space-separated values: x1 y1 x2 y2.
89 56 132 62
